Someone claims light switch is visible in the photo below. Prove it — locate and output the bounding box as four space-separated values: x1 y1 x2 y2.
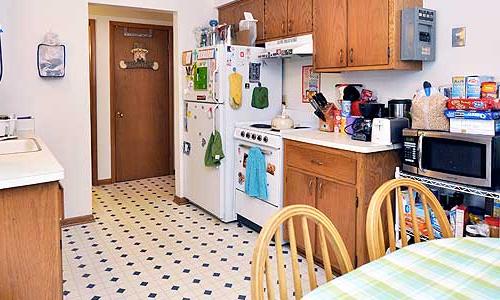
452 27 466 47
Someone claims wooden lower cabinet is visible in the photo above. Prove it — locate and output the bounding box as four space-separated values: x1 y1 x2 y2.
284 139 399 270
0 182 63 300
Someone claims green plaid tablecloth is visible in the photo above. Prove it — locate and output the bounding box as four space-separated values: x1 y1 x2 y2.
304 238 500 300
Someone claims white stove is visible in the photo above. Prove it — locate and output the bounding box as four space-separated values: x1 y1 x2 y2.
233 121 312 230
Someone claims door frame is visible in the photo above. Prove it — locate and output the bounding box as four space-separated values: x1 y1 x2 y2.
109 21 174 183
89 19 98 186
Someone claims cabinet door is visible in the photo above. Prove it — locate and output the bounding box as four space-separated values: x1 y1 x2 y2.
284 168 316 252
313 0 348 69
316 178 357 270
264 0 288 40
347 0 389 66
219 2 241 27
287 0 312 36
239 0 265 41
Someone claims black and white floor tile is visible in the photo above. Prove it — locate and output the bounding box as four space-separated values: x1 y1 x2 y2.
62 176 326 299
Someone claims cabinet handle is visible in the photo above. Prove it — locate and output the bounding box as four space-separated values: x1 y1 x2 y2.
281 21 285 34
308 178 314 195
311 159 324 166
349 48 354 64
339 49 344 64
288 20 292 33
318 181 323 197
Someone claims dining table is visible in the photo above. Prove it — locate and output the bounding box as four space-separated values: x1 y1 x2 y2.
303 237 500 299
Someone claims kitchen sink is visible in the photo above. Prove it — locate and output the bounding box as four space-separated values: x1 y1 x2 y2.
0 138 41 155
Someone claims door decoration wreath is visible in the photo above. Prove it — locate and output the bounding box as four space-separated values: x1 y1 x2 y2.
119 43 159 71
37 32 65 78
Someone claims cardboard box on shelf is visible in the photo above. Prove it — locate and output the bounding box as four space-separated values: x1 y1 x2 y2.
449 119 500 136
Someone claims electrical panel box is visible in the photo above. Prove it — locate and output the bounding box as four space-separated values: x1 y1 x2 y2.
401 8 436 61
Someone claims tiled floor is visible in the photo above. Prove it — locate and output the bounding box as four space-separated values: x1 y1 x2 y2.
62 176 326 299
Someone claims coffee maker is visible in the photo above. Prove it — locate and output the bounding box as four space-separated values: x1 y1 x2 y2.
350 103 385 142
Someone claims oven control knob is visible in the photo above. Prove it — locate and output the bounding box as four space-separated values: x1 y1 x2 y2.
263 136 268 143
246 132 251 138
240 131 245 137
251 134 256 140
257 135 262 141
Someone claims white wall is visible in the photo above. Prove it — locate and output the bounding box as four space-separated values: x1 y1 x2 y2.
0 0 92 219
0 0 216 218
89 5 173 180
283 0 500 111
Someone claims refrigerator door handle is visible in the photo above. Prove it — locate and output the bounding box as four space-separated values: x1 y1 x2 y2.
212 67 219 102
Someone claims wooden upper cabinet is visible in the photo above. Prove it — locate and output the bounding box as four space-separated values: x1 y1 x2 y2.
313 0 347 69
218 2 241 28
313 0 422 72
347 0 389 67
287 0 313 36
264 0 288 39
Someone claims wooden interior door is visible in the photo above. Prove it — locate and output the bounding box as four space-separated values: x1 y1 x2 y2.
347 0 389 66
264 0 288 40
313 0 348 69
287 0 313 35
284 168 317 251
111 22 173 182
316 178 357 270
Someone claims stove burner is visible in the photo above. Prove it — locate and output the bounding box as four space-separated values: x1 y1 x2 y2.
250 124 272 129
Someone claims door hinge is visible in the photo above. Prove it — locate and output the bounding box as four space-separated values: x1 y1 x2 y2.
388 47 391 59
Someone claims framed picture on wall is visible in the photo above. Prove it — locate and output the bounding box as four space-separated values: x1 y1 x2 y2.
37 44 66 78
302 65 320 103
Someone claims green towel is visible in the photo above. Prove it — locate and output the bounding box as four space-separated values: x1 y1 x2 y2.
251 86 269 109
204 130 225 167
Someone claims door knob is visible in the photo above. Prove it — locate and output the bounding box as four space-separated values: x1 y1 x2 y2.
117 111 124 118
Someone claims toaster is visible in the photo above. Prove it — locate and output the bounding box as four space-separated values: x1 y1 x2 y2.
371 118 410 145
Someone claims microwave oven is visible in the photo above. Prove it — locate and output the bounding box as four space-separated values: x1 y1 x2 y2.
402 129 500 189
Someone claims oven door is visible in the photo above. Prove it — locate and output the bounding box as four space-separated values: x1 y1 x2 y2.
234 141 281 207
419 131 492 187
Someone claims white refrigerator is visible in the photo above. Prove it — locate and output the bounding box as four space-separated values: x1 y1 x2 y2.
182 45 282 222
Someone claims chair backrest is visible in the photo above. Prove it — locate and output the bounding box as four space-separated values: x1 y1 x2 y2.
251 204 353 300
366 178 453 261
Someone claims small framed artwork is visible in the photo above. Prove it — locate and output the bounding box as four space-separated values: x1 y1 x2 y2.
182 51 193 66
37 44 65 78
302 65 320 103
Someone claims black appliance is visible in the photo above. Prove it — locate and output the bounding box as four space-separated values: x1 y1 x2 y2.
351 119 373 142
359 103 385 119
402 129 500 188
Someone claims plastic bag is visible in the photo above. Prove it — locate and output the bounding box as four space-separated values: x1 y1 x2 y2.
411 93 449 131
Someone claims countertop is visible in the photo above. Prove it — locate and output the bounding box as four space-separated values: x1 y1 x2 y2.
0 136 64 190
281 130 401 154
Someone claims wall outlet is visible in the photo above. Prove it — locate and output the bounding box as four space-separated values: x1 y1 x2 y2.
452 27 466 47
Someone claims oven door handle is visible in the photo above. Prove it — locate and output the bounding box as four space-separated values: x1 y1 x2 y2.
418 133 424 173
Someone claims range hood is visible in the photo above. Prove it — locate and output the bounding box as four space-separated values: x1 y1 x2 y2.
258 34 312 59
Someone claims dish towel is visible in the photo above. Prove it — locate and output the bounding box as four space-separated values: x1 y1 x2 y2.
204 130 225 167
245 147 268 200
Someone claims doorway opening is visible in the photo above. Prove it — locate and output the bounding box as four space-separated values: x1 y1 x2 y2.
88 4 174 185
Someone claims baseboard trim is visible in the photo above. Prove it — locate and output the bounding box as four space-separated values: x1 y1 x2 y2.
173 196 189 205
61 214 95 227
96 178 112 186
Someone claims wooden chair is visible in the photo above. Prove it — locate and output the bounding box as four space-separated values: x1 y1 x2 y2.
251 204 353 300
366 178 453 261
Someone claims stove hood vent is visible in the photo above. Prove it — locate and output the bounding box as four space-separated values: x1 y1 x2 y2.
258 34 312 59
